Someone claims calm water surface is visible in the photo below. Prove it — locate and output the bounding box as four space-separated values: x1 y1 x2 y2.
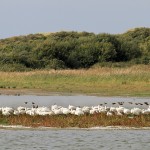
0 95 150 109
0 129 150 150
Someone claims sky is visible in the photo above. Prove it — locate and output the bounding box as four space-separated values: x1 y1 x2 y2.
0 0 150 39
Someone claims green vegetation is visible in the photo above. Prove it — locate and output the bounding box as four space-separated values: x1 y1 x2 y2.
0 27 150 71
0 28 149 96
0 65 150 96
1 113 150 128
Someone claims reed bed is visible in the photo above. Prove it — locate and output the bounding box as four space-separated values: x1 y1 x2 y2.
1 113 150 128
0 65 150 96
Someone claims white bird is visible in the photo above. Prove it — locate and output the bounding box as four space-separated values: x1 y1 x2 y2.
90 109 97 115
2 107 14 115
110 107 117 113
107 111 113 116
82 106 90 114
51 105 62 111
70 110 76 115
14 110 20 115
26 109 36 116
38 111 53 116
142 109 150 115
39 107 50 112
123 108 131 115
99 107 107 114
1 104 149 117
131 108 142 115
53 109 63 115
116 112 123 116
75 109 84 116
17 106 26 114
116 106 124 113
62 108 70 115
68 105 76 110
2 111 11 116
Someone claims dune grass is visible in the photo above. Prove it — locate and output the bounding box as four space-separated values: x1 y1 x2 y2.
1 113 150 128
0 65 150 96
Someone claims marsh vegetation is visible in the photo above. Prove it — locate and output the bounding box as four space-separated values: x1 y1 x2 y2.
1 113 150 128
0 65 149 96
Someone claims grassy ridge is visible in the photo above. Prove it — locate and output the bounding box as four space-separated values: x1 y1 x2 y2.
1 113 150 128
0 65 150 96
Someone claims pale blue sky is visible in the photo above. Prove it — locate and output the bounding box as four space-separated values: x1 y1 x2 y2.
0 0 150 39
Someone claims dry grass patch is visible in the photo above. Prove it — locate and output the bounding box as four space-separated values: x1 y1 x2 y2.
0 65 150 96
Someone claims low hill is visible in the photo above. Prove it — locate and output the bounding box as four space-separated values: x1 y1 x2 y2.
0 27 150 71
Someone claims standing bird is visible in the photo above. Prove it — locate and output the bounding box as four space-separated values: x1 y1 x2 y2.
118 102 124 105
144 102 149 105
128 102 133 104
139 103 143 105
32 102 35 108
112 103 116 105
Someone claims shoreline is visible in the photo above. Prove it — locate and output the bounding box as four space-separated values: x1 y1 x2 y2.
0 89 82 96
1 125 150 130
0 89 150 97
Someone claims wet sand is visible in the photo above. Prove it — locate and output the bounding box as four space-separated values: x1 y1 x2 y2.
1 125 150 130
0 89 78 96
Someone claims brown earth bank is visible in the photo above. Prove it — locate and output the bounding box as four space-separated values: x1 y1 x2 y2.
0 89 79 96
0 89 125 97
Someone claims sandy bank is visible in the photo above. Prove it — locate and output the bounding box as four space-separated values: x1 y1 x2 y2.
0 89 81 96
1 125 150 130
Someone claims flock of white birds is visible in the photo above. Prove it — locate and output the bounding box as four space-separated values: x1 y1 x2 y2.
1 102 150 116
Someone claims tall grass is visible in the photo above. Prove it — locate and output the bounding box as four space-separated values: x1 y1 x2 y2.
0 65 150 96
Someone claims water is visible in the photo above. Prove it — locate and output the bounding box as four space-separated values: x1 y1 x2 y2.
0 95 150 109
0 129 150 150
0 95 150 149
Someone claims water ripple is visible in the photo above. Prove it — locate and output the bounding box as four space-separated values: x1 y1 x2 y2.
0 129 150 150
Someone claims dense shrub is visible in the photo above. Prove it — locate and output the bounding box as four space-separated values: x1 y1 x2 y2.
0 27 149 71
